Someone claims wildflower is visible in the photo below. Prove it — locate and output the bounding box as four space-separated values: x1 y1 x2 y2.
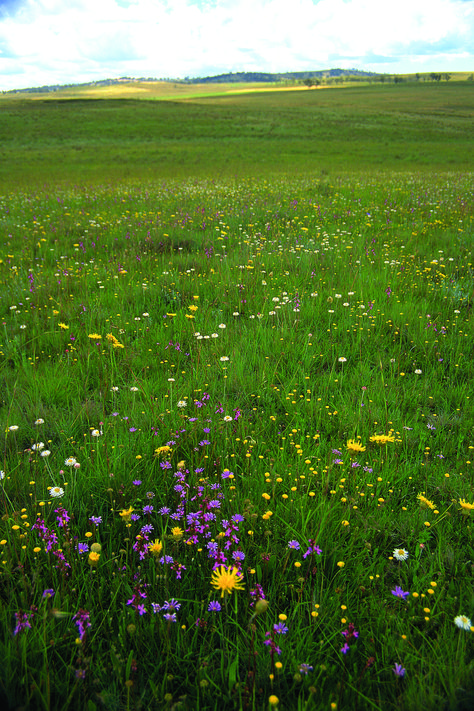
220 356 229 362
148 539 163 557
273 622 289 634
299 663 313 675
42 589 55 598
370 434 395 444
393 548 409 561
119 506 134 522
454 615 472 630
91 429 102 437
459 499 474 514
31 442 44 451
35 419 44 425
210 565 245 598
338 357 347 363
391 586 409 600
288 540 300 550
106 333 124 349
154 445 172 458
417 494 435 510
208 601 221 612
218 323 226 329
414 369 422 375
8 425 18 431
73 609 91 641
268 696 279 706
13 610 34 636
88 333 102 339
163 599 181 612
223 415 233 422
346 439 366 453
65 457 77 467
340 642 350 654
393 663 406 677
50 487 64 498
163 613 177 622
88 552 100 567
177 400 187 408
40 450 51 457
303 540 322 558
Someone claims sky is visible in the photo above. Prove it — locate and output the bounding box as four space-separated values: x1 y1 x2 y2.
0 0 473 90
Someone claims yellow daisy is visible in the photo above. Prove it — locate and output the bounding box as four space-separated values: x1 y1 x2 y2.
346 439 366 453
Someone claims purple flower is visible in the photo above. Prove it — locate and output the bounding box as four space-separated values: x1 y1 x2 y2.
132 479 142 486
42 588 55 598
163 613 177 622
391 586 409 600
151 603 162 614
141 524 154 534
273 622 289 634
89 516 102 525
13 610 34 636
232 551 246 563
208 601 222 612
163 599 181 612
73 609 91 641
131 513 141 521
299 663 313 675
77 543 89 554
288 540 300 550
303 540 322 558
143 504 154 515
341 642 350 654
158 507 171 515
393 663 406 677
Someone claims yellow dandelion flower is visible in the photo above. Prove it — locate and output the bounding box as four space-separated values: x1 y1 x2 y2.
106 333 124 349
459 499 474 514
369 434 395 445
210 565 245 598
417 494 436 510
58 323 69 330
188 304 198 312
148 539 163 557
88 551 100 567
171 527 184 540
154 445 172 458
346 439 366 453
119 506 134 522
88 333 102 339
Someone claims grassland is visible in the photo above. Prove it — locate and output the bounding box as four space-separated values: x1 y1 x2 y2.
0 82 473 711
0 80 473 188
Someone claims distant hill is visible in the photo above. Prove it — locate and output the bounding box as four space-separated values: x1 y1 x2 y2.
182 69 378 83
3 69 377 94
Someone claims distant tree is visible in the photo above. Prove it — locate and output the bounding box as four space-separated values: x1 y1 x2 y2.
443 73 451 81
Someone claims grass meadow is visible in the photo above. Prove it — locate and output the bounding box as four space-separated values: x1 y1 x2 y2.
0 82 474 711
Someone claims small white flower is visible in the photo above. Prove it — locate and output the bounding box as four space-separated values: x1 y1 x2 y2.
223 415 233 422
168 378 175 382
130 387 139 392
50 486 65 498
218 323 226 329
34 418 44 425
0 471 5 480
414 369 422 375
220 356 229 362
111 386 119 392
177 400 187 408
20 324 26 329
40 450 51 457
211 333 218 338
393 548 409 561
232 312 239 316
8 425 19 431
65 457 77 466
91 429 102 437
32 442 44 451
142 313 149 317
454 615 472 631
338 357 347 363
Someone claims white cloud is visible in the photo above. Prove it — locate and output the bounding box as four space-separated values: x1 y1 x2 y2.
0 0 472 89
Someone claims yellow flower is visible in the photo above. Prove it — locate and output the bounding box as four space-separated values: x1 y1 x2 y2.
188 304 198 312
171 527 184 540
148 539 163 557
210 565 245 598
417 494 436 510
58 323 69 330
369 434 395 445
346 439 366 453
88 551 100 567
88 333 102 339
119 506 134 522
106 333 124 349
154 446 172 458
459 499 474 514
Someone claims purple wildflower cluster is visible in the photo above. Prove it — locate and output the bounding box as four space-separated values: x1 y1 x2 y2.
341 623 359 654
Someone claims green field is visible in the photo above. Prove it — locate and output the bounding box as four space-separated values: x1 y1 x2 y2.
0 82 473 711
1 80 473 187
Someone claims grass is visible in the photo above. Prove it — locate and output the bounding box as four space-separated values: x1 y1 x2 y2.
0 81 474 187
0 82 473 710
